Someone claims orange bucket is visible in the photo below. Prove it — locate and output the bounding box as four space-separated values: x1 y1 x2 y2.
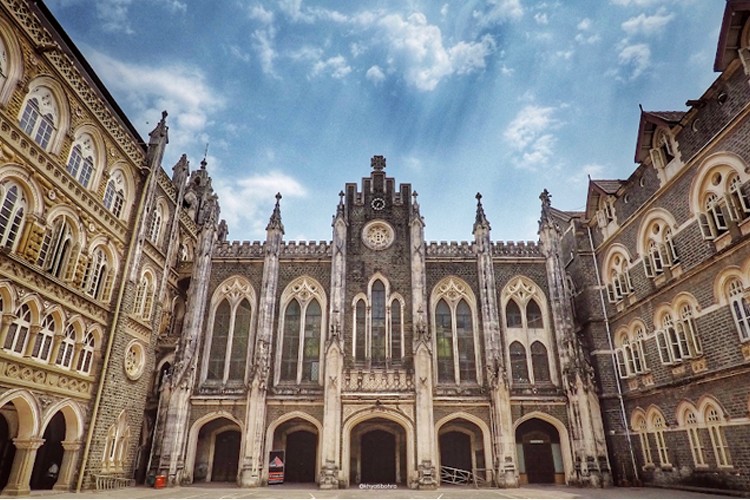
153 475 166 489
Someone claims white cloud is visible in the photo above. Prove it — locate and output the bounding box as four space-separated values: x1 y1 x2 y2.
248 4 274 24
570 163 607 186
621 9 675 36
473 0 523 28
97 0 134 34
366 65 386 84
555 50 574 60
252 27 278 77
213 171 307 239
577 18 592 31
610 0 662 6
617 42 651 79
503 105 563 170
228 45 251 62
575 17 600 44
310 55 352 79
534 12 549 25
86 49 224 158
376 12 496 91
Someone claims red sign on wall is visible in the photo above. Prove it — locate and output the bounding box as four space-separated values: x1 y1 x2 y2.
268 450 285 484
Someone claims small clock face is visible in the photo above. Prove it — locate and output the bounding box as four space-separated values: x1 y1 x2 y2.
371 197 386 211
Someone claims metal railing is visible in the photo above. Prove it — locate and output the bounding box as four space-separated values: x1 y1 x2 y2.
439 466 494 488
92 474 134 491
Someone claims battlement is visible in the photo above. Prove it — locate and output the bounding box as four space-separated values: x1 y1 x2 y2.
213 240 332 259
492 240 541 257
424 240 542 258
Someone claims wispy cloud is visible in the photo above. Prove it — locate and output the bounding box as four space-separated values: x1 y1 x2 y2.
376 12 496 91
473 0 523 28
575 18 600 44
86 49 224 157
617 42 651 80
97 0 134 34
213 171 307 238
503 104 563 170
621 8 674 37
366 65 386 84
310 55 352 79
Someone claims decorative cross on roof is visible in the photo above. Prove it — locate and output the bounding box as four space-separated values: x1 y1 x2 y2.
371 155 386 171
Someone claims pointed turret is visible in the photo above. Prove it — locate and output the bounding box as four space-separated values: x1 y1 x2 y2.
146 110 169 169
266 193 284 234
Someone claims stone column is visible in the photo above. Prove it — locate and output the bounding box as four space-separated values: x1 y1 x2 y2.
22 325 40 357
239 194 283 487
0 313 15 348
409 193 437 489
538 190 611 487
53 440 81 491
320 194 346 489
2 437 44 496
473 194 518 488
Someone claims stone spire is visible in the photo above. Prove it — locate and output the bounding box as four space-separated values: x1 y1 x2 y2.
146 110 169 169
266 193 284 233
335 190 345 218
473 192 491 233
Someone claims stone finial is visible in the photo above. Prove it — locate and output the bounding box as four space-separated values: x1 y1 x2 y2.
336 190 345 218
540 188 551 208
266 192 284 232
473 192 490 231
371 155 386 171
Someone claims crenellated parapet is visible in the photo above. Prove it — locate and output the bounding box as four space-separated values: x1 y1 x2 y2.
426 241 475 258
213 240 333 259
492 240 541 257
424 240 542 258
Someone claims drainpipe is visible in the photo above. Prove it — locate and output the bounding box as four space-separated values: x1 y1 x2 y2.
586 226 639 484
75 166 155 492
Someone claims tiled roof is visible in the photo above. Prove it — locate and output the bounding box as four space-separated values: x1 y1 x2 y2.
591 179 624 194
646 111 685 123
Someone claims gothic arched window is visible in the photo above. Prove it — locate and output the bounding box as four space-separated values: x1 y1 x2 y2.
56 324 76 369
277 277 325 384
531 341 550 382
31 314 55 362
206 295 253 383
435 299 454 383
37 217 75 280
4 303 31 355
0 181 26 251
19 86 58 150
351 276 403 365
510 341 528 383
104 171 126 218
505 300 522 328
82 247 112 301
66 134 96 188
77 331 95 374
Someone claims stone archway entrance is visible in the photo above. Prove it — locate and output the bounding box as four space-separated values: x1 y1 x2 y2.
437 418 488 486
0 411 16 490
30 412 64 490
350 418 406 486
515 419 562 485
192 417 241 483
269 417 318 484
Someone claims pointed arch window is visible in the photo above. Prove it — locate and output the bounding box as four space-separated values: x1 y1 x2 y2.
134 272 155 320
509 341 528 383
505 300 522 328
37 217 75 279
0 181 26 251
66 135 95 187
104 172 126 218
656 306 702 365
698 169 750 240
103 411 130 472
352 277 403 365
642 219 679 278
683 409 706 467
206 297 253 383
634 416 653 465
149 204 163 244
31 314 55 362
727 278 750 342
3 303 31 355
526 299 543 328
280 298 322 383
19 87 57 150
279 279 323 384
56 324 76 369
652 414 670 467
706 406 731 467
77 331 95 374
531 341 550 382
83 247 112 301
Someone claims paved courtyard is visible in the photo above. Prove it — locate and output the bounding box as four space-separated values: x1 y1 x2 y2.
17 484 741 499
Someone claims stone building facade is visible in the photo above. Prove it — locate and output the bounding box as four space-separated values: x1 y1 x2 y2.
0 0 748 495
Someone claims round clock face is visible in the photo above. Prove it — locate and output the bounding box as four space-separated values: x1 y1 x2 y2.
371 197 386 211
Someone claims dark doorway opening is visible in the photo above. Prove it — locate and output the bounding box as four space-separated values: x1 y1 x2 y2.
30 412 65 490
284 430 316 483
440 431 472 472
211 430 240 482
516 419 559 484
360 430 395 484
0 413 16 490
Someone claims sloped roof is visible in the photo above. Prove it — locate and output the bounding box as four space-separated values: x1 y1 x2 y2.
634 109 685 163
590 179 625 195
715 0 750 72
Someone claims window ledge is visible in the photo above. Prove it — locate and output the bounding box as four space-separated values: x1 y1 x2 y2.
715 231 732 252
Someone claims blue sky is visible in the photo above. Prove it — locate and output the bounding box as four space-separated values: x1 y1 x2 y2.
45 0 725 243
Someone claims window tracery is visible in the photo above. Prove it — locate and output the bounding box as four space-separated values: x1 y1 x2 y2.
431 277 479 384
353 275 403 366
279 277 324 384
19 86 58 150
0 181 26 251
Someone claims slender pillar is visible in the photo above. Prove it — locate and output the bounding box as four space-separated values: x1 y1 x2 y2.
53 440 81 491
2 438 44 496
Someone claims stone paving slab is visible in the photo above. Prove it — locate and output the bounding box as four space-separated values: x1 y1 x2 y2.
13 484 737 500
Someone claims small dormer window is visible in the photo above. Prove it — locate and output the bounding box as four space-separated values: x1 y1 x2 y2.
650 128 676 170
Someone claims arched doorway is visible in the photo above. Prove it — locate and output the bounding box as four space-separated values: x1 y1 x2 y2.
269 417 319 484
437 417 488 486
191 417 241 483
350 418 406 486
0 412 16 490
515 419 562 485
30 412 64 490
211 430 240 482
